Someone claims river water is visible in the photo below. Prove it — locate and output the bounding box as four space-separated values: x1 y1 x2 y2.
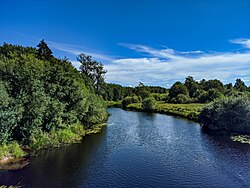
0 108 250 187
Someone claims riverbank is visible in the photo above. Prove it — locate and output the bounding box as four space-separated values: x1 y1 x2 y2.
107 101 203 122
0 123 106 170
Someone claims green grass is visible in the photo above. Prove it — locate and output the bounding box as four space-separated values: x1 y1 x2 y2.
28 122 106 151
0 142 26 160
127 101 204 122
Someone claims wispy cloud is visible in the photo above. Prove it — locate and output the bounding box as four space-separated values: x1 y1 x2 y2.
105 42 250 86
230 38 250 49
47 41 114 61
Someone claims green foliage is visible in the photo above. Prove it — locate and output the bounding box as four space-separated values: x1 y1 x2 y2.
142 97 156 111
82 94 108 126
171 94 191 104
36 39 53 60
199 96 250 134
184 76 200 98
0 142 25 159
169 81 189 99
151 93 168 101
0 82 22 144
106 100 122 108
29 126 83 151
77 53 107 91
234 78 247 92
121 95 141 108
0 42 107 149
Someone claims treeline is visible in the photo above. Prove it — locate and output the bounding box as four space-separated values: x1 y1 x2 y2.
102 76 249 107
0 41 107 151
99 82 167 101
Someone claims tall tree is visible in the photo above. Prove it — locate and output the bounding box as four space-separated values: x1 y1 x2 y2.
184 76 199 98
169 81 189 99
234 78 247 92
77 53 107 91
36 39 53 60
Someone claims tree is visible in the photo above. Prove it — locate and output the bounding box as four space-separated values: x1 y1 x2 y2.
203 79 225 93
36 39 53 60
142 97 156 111
184 76 200 98
234 78 247 92
169 81 189 99
77 53 107 91
171 94 191 104
135 82 151 99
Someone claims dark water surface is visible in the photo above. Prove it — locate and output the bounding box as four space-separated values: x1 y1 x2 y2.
1 108 250 187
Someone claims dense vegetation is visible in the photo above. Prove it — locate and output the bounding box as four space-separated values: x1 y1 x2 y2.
199 96 250 135
0 41 107 158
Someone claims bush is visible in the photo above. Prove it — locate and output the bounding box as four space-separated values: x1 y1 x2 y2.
121 95 141 108
199 96 250 134
0 142 25 159
170 94 191 104
152 93 168 101
142 97 156 111
28 123 85 150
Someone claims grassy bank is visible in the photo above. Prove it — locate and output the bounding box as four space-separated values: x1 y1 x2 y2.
106 100 122 108
0 123 106 169
108 101 203 122
0 142 26 160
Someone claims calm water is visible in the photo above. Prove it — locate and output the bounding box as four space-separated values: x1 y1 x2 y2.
1 108 250 187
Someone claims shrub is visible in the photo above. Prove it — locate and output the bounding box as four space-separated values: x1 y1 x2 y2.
0 142 25 159
28 124 85 151
121 95 140 108
199 96 250 134
170 94 191 104
142 97 156 111
152 93 168 101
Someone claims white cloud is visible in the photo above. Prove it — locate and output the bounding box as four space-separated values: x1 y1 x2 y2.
47 41 114 61
105 44 250 86
230 38 250 49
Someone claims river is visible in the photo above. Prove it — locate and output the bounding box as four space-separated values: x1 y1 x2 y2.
0 108 250 187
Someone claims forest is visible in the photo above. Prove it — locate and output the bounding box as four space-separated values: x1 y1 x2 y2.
0 41 250 160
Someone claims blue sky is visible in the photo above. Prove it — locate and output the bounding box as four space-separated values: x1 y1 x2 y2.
0 0 250 87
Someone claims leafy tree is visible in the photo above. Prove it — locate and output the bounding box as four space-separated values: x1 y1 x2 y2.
234 78 247 92
171 94 191 104
121 95 141 108
36 39 53 60
184 76 200 98
77 53 107 91
135 83 151 99
203 79 225 93
169 81 189 99
142 97 156 111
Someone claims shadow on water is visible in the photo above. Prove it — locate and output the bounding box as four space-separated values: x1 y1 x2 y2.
0 127 108 187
